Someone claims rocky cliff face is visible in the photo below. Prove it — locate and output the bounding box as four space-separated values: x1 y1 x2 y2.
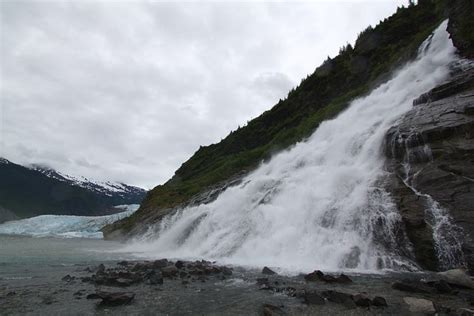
384 62 474 272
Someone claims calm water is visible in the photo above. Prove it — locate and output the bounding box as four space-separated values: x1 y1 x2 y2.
0 235 133 280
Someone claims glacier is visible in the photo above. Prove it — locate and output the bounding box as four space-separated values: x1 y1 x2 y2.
0 205 139 239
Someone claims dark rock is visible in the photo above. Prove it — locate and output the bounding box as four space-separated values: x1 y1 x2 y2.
259 283 275 291
117 261 129 266
97 264 105 274
262 266 276 275
321 290 356 308
353 293 371 307
372 296 388 307
384 69 474 272
86 293 102 300
277 287 297 297
96 291 135 306
221 266 233 276
175 260 185 269
117 271 134 279
114 278 134 287
256 278 269 286
6 291 16 296
134 262 155 272
304 270 324 282
431 279 453 294
61 275 75 282
336 274 353 284
392 281 432 294
161 265 178 277
263 303 285 316
304 290 326 305
144 269 163 285
438 269 474 289
304 270 351 283
320 275 338 283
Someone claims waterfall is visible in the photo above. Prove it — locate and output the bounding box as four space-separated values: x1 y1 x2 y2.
124 21 458 273
398 136 467 270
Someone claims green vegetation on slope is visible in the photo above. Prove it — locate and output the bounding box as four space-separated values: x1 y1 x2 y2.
104 0 450 238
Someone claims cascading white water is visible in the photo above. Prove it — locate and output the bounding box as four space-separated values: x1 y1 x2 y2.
124 21 458 273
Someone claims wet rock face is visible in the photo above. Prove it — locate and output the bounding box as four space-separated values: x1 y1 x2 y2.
384 66 474 272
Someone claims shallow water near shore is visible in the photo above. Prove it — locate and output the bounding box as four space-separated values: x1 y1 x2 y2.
1 235 473 315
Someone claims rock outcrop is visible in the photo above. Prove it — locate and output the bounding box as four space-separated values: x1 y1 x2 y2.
384 63 474 272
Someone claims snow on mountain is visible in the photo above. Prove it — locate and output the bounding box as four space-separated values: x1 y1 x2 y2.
28 164 145 197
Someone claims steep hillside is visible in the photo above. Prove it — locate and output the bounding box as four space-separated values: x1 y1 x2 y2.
104 0 471 239
0 158 146 222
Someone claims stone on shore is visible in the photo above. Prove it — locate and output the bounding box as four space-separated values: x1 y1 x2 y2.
262 266 277 275
403 297 435 314
438 269 474 289
304 290 325 305
263 303 286 316
372 296 388 307
353 293 371 307
87 291 135 306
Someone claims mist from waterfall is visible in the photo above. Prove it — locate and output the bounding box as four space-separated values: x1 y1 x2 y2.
123 21 458 273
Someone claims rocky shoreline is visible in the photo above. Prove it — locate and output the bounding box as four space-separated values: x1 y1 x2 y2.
2 258 473 315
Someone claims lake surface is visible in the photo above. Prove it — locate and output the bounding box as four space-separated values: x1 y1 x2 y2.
0 235 472 315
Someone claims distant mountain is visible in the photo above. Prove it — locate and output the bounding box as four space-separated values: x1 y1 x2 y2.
29 164 144 199
0 158 146 223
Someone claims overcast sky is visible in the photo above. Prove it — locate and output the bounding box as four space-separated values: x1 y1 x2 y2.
0 0 406 189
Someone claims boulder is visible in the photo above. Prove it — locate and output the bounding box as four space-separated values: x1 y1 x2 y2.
353 293 371 307
336 274 353 284
372 296 388 307
175 260 185 269
161 266 179 277
153 259 169 269
403 297 435 314
304 270 323 282
392 280 432 293
263 303 285 316
256 278 269 286
101 292 135 306
321 290 356 308
430 279 454 294
304 291 325 305
97 264 106 274
438 269 474 289
221 266 233 276
114 278 134 287
61 275 75 282
262 266 276 275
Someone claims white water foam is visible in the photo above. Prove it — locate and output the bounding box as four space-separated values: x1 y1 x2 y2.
123 21 457 273
0 205 139 239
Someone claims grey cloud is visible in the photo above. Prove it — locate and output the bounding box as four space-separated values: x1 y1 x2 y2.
0 1 405 189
